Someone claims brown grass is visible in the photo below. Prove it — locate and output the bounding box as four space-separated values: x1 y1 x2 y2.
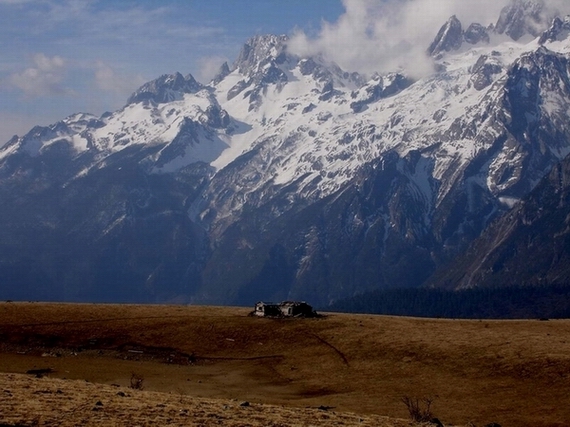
0 302 569 427
0 372 413 427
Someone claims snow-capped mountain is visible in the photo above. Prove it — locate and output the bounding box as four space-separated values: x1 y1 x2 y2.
1 0 570 305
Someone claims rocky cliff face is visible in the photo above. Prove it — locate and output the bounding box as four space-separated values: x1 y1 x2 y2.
428 15 465 57
127 73 203 105
1 8 570 305
495 0 546 41
428 151 570 290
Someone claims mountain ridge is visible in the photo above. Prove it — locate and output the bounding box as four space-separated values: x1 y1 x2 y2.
1 2 570 305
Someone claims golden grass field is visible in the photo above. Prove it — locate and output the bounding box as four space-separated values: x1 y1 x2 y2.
0 302 569 427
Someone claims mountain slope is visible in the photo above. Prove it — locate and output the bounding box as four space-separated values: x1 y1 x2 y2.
428 151 570 290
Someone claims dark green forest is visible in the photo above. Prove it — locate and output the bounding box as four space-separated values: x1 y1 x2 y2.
326 284 570 319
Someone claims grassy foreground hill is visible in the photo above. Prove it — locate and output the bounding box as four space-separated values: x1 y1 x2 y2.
0 373 412 427
0 303 569 427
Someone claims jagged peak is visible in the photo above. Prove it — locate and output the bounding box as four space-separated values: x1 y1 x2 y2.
225 34 299 107
538 15 570 44
297 55 364 89
62 112 99 124
519 44 564 61
428 15 463 57
211 62 231 85
232 34 289 75
495 0 547 41
447 14 461 24
428 0 556 58
464 23 491 45
506 45 558 73
126 72 203 105
228 33 363 94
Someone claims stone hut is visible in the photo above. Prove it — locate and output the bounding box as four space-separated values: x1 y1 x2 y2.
253 302 281 317
253 301 316 318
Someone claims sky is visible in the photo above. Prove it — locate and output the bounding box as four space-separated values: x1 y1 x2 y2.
0 0 568 144
0 0 346 143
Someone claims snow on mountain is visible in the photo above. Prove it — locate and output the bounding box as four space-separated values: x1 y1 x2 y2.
539 15 570 44
6 19 566 199
126 72 203 105
0 112 102 160
3 21 570 229
200 33 570 230
92 89 232 172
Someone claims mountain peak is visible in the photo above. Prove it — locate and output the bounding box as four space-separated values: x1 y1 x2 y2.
538 15 570 44
428 15 463 56
429 0 552 57
233 34 289 75
225 34 294 108
126 72 203 105
495 0 546 41
211 62 231 85
464 23 491 45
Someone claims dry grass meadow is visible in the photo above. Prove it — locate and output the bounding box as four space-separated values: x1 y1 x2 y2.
0 302 569 426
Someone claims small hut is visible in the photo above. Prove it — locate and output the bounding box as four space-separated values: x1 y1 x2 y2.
253 301 316 318
253 302 281 317
278 301 315 317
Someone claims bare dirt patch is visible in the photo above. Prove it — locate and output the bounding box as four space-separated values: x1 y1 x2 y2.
1 302 569 427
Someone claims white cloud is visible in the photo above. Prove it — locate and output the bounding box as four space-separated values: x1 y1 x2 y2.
544 0 570 16
94 61 145 95
197 56 230 83
288 0 568 78
8 53 73 97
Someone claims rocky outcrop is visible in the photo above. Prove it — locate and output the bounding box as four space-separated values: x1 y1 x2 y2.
464 23 490 45
428 152 570 290
471 54 503 90
495 0 546 41
428 18 491 57
428 15 464 56
539 16 570 44
127 73 203 105
350 73 412 112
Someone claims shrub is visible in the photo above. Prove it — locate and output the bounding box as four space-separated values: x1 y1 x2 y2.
129 372 144 390
401 395 435 422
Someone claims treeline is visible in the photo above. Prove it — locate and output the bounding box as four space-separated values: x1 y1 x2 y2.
326 284 570 319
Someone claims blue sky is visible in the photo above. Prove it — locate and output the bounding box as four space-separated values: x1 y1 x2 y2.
0 0 345 143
